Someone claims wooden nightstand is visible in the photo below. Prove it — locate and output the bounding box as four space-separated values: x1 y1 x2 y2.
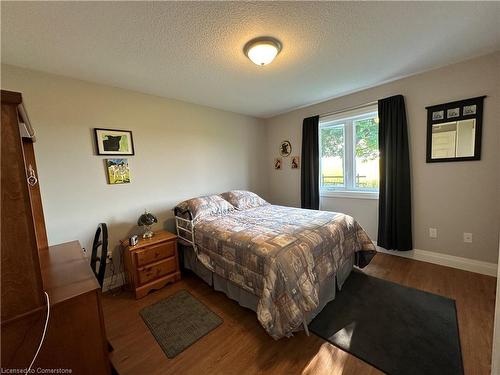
121 230 181 299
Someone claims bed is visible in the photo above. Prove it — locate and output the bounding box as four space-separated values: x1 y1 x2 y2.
174 191 376 339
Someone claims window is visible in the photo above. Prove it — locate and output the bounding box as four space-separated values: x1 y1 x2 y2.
319 105 379 198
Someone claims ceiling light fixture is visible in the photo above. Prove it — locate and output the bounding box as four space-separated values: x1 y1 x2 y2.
243 36 282 66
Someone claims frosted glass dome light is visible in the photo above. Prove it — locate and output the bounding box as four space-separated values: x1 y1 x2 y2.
244 37 282 66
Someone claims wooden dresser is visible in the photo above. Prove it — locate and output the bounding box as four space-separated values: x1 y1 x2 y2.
1 90 111 374
122 230 181 299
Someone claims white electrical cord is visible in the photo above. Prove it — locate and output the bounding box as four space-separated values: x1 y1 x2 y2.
26 291 50 374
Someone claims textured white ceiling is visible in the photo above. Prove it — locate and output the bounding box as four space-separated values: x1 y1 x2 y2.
2 1 499 118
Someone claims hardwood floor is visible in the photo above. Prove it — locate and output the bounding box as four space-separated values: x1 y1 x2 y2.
102 253 496 375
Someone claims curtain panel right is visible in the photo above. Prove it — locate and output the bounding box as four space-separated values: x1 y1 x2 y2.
377 95 413 251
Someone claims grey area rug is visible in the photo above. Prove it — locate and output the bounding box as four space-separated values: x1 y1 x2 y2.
140 290 223 358
309 271 463 375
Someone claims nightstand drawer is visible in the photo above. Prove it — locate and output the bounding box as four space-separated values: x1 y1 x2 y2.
137 257 177 285
135 241 175 267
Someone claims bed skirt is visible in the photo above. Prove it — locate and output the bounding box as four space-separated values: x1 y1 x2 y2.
180 244 355 326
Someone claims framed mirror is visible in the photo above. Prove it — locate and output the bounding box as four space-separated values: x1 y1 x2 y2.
426 96 485 163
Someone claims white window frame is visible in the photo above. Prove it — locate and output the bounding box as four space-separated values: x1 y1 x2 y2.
319 105 379 199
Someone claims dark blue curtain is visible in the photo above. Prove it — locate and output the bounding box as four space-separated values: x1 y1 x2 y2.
377 95 412 250
301 115 320 209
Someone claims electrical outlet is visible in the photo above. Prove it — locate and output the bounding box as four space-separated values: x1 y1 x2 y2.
82 247 87 257
463 232 472 243
429 228 437 239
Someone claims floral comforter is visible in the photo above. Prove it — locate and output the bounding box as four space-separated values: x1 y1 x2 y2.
192 204 376 339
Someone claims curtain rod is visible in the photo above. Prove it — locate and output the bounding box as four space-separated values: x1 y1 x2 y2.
319 100 378 118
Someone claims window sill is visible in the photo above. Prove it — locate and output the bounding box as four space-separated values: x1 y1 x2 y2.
320 191 379 200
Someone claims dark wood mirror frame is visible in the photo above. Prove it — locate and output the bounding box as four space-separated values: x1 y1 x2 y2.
426 96 486 163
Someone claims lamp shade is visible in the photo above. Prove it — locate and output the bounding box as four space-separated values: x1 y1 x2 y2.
244 37 282 66
137 212 158 227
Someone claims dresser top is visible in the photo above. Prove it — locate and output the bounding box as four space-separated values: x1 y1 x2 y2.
39 240 100 304
121 230 177 251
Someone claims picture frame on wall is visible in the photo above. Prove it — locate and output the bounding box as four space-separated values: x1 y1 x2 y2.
463 105 477 116
291 156 300 169
94 128 135 155
432 110 444 121
425 95 486 163
446 108 460 119
279 140 292 157
106 158 131 184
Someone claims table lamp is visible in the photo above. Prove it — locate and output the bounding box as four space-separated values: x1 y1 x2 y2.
137 211 158 239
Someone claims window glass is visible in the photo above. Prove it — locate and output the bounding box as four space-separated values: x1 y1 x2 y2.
319 106 379 194
354 117 379 190
320 125 344 188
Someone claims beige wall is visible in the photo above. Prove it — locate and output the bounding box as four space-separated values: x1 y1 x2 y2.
265 52 500 264
1 65 268 259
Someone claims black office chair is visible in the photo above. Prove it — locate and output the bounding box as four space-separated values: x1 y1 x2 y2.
91 223 118 364
90 223 108 288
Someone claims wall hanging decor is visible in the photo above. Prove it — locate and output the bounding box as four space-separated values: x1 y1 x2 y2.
279 140 292 157
426 96 486 163
106 158 131 184
274 157 282 170
95 128 135 155
291 156 300 169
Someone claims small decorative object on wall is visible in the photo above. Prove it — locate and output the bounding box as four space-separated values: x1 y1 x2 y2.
463 105 477 115
432 110 444 121
279 140 292 157
95 128 135 155
426 96 486 163
106 158 131 184
291 156 300 169
137 211 158 239
446 108 460 119
274 157 282 170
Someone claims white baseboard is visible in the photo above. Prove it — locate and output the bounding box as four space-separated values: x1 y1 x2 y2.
376 245 498 277
102 272 126 292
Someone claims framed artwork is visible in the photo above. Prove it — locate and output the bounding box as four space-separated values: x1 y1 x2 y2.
106 158 131 184
279 140 292 157
463 105 477 115
446 108 460 119
432 110 444 121
274 158 282 170
291 156 300 169
95 128 135 155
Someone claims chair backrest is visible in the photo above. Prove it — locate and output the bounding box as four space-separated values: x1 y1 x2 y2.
90 223 108 288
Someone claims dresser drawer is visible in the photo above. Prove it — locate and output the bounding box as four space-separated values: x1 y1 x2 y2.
137 257 177 285
135 241 175 267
